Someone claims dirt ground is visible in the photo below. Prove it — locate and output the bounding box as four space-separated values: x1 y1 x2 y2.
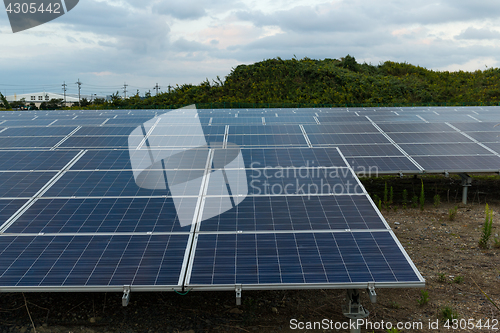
1 175 499 333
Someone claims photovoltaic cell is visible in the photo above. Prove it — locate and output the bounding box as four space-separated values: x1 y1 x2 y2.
387 132 472 144
236 148 347 168
59 136 131 148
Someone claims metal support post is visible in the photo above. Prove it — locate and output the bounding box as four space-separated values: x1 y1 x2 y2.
122 285 131 307
235 285 242 306
367 283 377 304
342 289 370 333
459 174 472 204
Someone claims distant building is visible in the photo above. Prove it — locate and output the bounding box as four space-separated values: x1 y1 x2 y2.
6 92 80 108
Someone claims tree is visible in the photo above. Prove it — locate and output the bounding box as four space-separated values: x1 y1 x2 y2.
0 92 11 110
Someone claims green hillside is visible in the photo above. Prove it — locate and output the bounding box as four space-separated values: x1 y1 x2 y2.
25 56 500 110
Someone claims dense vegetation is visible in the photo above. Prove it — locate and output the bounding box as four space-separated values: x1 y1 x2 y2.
4 56 500 110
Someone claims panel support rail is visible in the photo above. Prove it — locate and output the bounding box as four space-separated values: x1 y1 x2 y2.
299 125 313 148
50 126 82 150
0 150 87 233
365 116 424 172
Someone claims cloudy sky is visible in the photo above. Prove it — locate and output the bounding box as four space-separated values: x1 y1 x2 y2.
1 0 500 97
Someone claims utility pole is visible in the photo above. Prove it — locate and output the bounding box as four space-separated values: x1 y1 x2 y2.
76 79 82 106
168 84 172 93
154 83 160 96
123 82 128 99
62 81 67 106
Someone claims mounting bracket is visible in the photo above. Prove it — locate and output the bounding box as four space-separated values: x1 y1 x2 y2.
235 285 242 306
367 282 376 303
342 289 370 333
122 285 131 307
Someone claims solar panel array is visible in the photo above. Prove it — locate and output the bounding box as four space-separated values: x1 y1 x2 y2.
9 105 500 293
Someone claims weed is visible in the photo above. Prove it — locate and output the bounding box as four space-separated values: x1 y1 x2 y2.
411 195 418 208
417 290 429 306
389 301 400 309
438 273 446 283
433 194 441 208
479 204 493 249
386 328 400 333
448 206 458 221
393 206 398 212
452 276 464 284
441 306 459 321
494 237 500 249
389 186 394 205
384 182 388 206
419 180 425 210
402 189 408 209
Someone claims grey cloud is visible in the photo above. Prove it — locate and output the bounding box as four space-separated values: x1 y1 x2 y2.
456 27 500 40
153 1 207 20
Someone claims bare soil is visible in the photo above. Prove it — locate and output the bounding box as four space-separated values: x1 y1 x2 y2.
1 175 499 333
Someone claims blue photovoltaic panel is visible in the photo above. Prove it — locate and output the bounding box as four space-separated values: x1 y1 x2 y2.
188 231 420 286
302 124 379 134
59 136 131 148
54 119 109 126
228 125 302 135
199 195 384 232
387 132 472 144
450 122 500 132
266 116 317 124
414 155 500 171
377 123 455 133
0 234 188 287
70 150 133 170
43 171 172 197
3 119 56 126
0 137 64 149
346 157 420 173
399 143 493 156
0 151 78 170
228 134 307 147
6 198 194 234
76 126 138 136
103 118 155 125
0 127 78 137
308 133 390 145
335 144 403 157
464 132 500 143
0 172 56 198
206 167 359 196
0 200 28 224
235 148 347 168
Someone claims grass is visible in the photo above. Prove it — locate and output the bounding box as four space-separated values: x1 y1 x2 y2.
433 194 441 208
452 276 464 284
417 290 429 306
479 204 493 249
448 206 458 221
441 306 459 321
419 180 425 210
412 195 418 209
438 273 446 283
